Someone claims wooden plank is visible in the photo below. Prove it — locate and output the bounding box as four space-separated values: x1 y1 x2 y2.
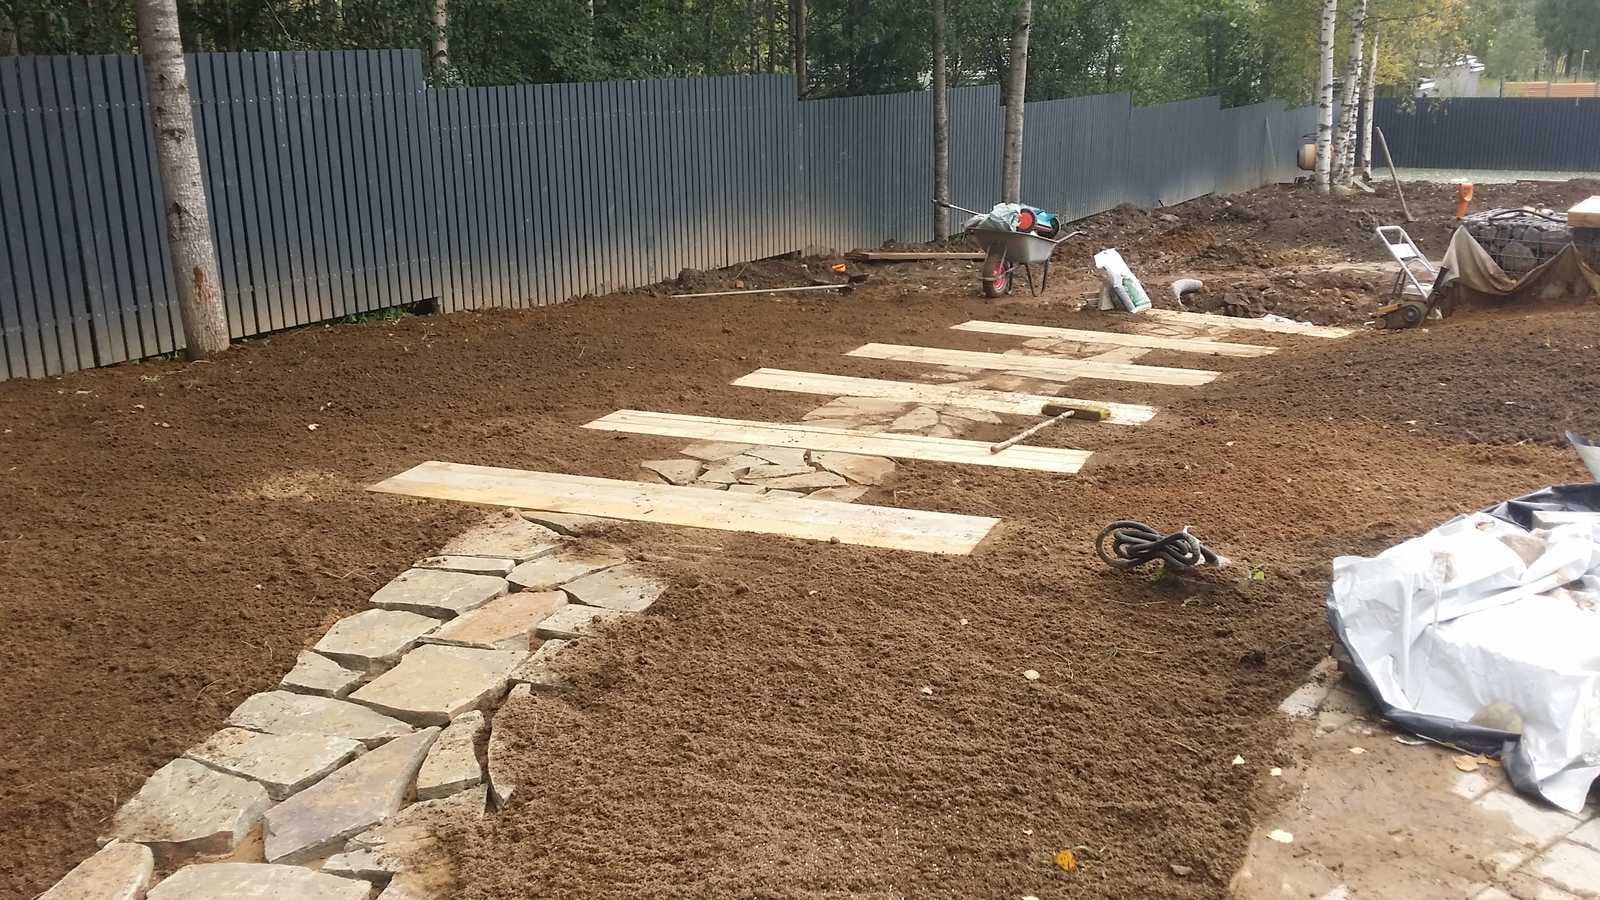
1144 309 1352 338
846 250 986 261
845 343 1218 386
583 410 1091 474
952 320 1276 357
732 368 1158 425
369 462 997 556
1569 196 1600 229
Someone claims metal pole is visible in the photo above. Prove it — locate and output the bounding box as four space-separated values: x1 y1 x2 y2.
1579 49 1589 86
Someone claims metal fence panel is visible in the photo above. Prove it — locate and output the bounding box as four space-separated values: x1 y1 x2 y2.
1374 97 1600 171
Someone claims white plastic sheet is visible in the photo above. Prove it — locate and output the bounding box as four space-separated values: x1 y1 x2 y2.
1331 513 1600 810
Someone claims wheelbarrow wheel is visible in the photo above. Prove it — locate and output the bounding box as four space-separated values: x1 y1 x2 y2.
981 248 1012 298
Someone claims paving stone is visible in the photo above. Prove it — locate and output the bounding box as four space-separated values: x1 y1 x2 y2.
1454 771 1495 801
38 840 152 900
725 483 767 495
563 565 667 612
439 514 563 562
349 785 487 853
721 454 768 469
745 445 810 467
350 645 527 727
508 639 572 691
517 510 610 536
798 416 866 430
809 451 896 485
264 727 439 864
1529 842 1600 897
765 489 805 499
536 604 626 640
744 471 847 491
413 555 516 577
1501 871 1582 900
488 685 531 806
688 481 728 490
1476 789 1583 847
322 846 406 882
147 863 371 900
801 402 855 420
640 459 702 485
280 650 365 699
937 405 1003 424
927 424 956 438
889 406 940 431
315 608 445 673
420 590 565 652
508 551 624 590
227 691 413 748
184 727 364 801
808 485 869 503
679 440 754 461
834 397 913 415
368 569 508 619
416 710 486 801
697 465 746 484
1570 819 1600 852
104 758 270 866
738 463 816 482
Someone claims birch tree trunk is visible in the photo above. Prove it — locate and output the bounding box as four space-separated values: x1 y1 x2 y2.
932 0 949 241
137 0 229 359
1314 0 1338 194
1333 0 1366 186
1000 0 1031 204
430 0 448 71
791 0 806 96
1360 28 1379 178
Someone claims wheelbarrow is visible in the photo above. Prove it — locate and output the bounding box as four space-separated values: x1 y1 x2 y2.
934 199 1084 298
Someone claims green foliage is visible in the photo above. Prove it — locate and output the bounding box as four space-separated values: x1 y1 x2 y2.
1536 0 1600 76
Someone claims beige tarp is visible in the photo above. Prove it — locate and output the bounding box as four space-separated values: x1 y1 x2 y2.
1438 227 1600 310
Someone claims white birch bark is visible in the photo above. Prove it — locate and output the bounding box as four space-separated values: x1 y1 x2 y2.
932 0 949 240
137 0 230 359
1314 0 1338 194
1360 27 1379 178
1000 0 1030 204
1333 0 1366 185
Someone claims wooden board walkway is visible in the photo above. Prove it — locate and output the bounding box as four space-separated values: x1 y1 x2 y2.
732 368 1158 425
369 463 997 555
952 320 1276 357
845 343 1219 385
583 410 1091 473
1145 309 1352 338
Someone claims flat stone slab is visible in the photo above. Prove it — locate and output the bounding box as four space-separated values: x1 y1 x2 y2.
745 445 810 467
678 440 753 461
421 591 566 652
350 644 527 727
185 727 364 801
105 758 269 866
507 551 624 590
697 465 745 484
264 727 439 864
147 863 371 900
279 650 365 699
738 463 816 482
517 510 610 536
414 555 516 577
508 638 572 691
227 691 413 748
416 710 486 801
744 471 847 491
809 451 897 486
439 514 564 562
640 459 702 485
725 483 767 495
39 840 152 900
889 406 941 431
563 565 667 613
369 569 508 619
808 485 869 503
535 604 625 640
315 608 444 673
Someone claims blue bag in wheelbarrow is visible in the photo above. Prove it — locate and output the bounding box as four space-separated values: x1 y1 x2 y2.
963 203 1062 238
1328 482 1600 810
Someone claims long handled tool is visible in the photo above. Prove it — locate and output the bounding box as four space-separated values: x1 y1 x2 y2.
989 402 1108 453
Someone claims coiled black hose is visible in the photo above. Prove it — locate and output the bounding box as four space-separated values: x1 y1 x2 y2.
1095 520 1222 572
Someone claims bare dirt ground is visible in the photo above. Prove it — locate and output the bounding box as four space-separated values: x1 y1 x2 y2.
2 178 1596 899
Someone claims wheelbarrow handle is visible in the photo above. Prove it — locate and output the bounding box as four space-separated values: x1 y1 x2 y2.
932 198 985 218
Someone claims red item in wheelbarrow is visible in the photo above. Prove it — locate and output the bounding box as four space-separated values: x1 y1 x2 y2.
1016 208 1036 232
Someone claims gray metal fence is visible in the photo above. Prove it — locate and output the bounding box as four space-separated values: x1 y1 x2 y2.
0 49 1311 380
1373 97 1600 172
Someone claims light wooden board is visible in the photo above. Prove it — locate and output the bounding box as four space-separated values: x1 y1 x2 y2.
952 320 1276 357
847 250 986 261
370 463 997 556
1144 309 1352 338
583 409 1092 474
732 368 1158 425
845 343 1219 386
1570 196 1600 229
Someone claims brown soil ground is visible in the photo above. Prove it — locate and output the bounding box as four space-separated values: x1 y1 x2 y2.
2 178 1596 899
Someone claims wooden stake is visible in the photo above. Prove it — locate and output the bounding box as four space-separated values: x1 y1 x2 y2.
1375 126 1413 223
672 284 848 299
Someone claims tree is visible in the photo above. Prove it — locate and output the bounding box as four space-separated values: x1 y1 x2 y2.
1535 0 1600 78
932 0 948 240
1313 0 1337 194
137 0 230 358
1359 26 1377 177
1332 0 1365 186
1000 0 1029 204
